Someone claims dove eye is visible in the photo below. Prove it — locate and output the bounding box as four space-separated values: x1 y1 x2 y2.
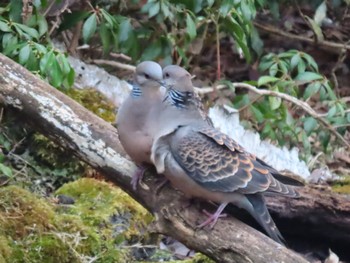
164 73 170 78
144 73 150 79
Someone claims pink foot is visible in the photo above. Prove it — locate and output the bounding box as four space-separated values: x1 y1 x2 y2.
197 203 228 229
131 166 147 190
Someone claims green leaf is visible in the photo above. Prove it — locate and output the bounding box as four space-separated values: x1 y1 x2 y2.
319 130 330 150
186 13 196 40
9 0 22 22
278 60 288 75
101 9 117 26
0 20 10 32
259 60 274 72
49 59 63 87
119 19 132 42
269 63 278 76
219 0 232 16
19 44 31 64
290 53 300 69
297 59 306 73
57 53 71 75
302 53 318 71
224 16 251 63
37 14 48 37
141 40 162 60
99 22 112 54
82 13 97 43
295 71 323 83
303 82 321 99
148 2 160 18
314 1 327 25
301 130 311 152
40 50 54 72
257 76 279 86
323 81 337 100
335 102 345 117
13 23 39 40
327 105 337 119
66 68 75 87
240 0 253 20
0 163 12 177
59 11 91 32
303 117 317 135
176 46 188 65
305 16 324 42
218 79 235 92
269 95 282 110
250 27 263 56
33 43 47 54
161 2 172 19
250 105 264 123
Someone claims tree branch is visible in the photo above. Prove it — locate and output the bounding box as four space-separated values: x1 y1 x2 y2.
254 22 350 52
196 83 350 149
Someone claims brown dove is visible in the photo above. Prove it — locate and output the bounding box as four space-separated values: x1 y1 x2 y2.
151 65 300 245
117 61 164 190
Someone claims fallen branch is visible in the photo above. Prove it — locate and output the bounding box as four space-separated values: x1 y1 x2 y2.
91 59 136 71
196 83 350 149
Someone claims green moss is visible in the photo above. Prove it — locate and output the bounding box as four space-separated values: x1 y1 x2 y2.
55 177 152 228
55 178 152 261
64 88 116 122
145 251 214 263
27 235 79 263
0 184 130 262
0 235 12 263
332 176 350 194
0 186 55 238
0 180 210 262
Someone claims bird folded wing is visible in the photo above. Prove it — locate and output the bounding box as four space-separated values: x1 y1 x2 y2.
169 126 273 194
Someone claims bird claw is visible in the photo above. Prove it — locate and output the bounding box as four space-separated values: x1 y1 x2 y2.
197 209 227 229
131 166 148 191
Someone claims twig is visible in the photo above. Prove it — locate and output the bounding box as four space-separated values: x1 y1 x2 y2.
91 59 136 72
238 95 263 112
254 22 350 51
330 48 347 94
196 83 350 149
215 18 221 80
109 52 132 61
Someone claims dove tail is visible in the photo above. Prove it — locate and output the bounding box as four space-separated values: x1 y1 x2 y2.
245 194 286 245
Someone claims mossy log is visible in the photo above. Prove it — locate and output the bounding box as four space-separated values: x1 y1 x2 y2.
0 54 349 262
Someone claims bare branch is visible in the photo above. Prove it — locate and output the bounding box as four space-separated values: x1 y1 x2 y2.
196 83 350 149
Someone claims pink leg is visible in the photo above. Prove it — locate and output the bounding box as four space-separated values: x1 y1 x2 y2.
131 166 147 190
197 202 228 229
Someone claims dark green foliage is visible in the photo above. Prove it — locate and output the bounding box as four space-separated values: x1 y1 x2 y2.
0 1 74 89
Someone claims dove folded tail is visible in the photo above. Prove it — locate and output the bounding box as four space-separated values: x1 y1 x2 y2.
245 194 285 245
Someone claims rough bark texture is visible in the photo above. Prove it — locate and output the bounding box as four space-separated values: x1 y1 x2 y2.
0 53 349 262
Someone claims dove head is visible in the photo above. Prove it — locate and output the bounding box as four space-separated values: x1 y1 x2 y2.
134 61 163 88
163 65 194 93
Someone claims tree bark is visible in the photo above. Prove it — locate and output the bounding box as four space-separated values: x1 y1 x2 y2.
0 53 348 262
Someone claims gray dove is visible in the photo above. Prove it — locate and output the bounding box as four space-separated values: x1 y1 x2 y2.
151 65 300 245
117 61 164 190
